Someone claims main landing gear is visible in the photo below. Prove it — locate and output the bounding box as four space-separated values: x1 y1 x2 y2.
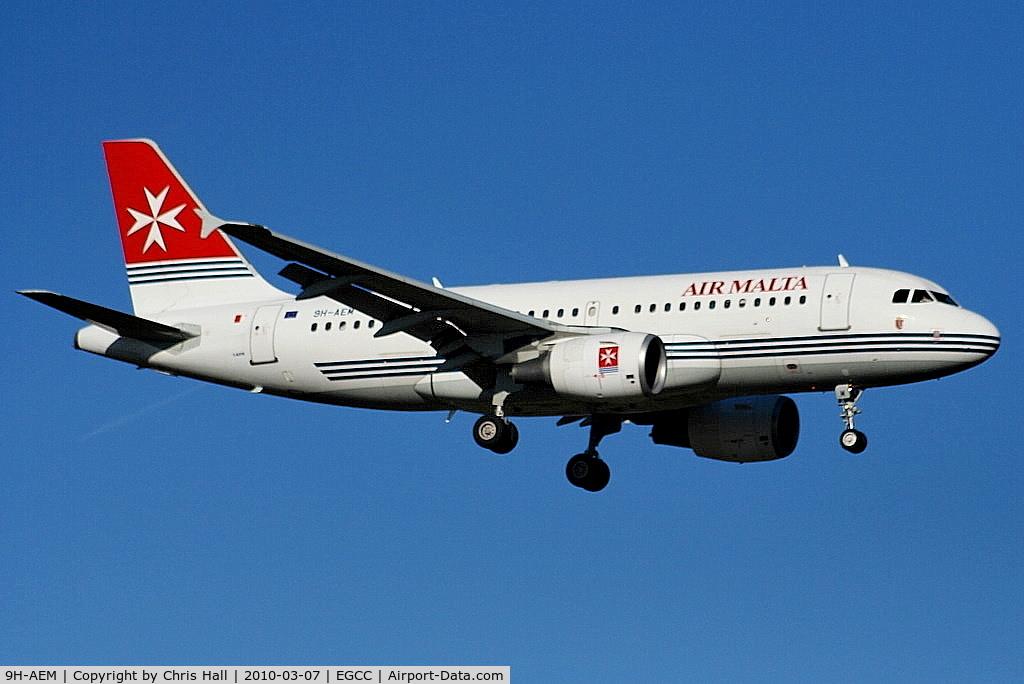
471 412 619 492
835 384 868 454
564 415 620 492
473 390 520 455
473 415 519 454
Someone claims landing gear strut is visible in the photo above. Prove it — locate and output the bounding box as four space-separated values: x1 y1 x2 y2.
835 384 868 454
565 415 620 492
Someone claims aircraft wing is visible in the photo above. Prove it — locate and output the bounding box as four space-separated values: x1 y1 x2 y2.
218 222 567 367
18 290 196 344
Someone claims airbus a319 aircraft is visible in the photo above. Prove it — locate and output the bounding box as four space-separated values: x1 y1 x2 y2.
21 140 1000 491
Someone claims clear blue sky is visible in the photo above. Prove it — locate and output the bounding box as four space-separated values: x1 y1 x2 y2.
3 2 1021 680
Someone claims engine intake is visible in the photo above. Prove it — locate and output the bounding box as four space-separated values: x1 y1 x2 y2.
513 332 667 400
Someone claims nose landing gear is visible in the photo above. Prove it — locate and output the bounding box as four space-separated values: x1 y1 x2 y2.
836 384 868 453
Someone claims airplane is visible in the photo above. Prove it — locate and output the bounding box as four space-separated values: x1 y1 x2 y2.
19 139 1000 492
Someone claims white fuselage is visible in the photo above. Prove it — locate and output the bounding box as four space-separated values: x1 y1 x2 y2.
75 264 1000 417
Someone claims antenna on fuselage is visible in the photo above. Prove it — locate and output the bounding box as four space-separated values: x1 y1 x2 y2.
837 254 850 267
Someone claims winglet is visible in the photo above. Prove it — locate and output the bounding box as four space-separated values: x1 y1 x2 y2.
194 210 260 240
196 208 230 239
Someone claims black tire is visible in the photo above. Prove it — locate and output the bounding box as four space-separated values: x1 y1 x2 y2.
584 457 611 492
473 415 504 449
491 421 519 454
566 453 591 487
565 453 611 492
840 428 868 454
473 415 518 453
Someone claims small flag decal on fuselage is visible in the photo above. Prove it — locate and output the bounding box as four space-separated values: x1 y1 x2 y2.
599 345 619 373
284 311 298 319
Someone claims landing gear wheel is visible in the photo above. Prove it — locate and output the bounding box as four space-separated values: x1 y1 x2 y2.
473 416 519 453
565 453 611 492
492 422 519 454
840 429 868 454
587 458 611 491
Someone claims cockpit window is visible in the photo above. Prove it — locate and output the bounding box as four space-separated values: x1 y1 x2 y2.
931 291 959 306
894 288 959 306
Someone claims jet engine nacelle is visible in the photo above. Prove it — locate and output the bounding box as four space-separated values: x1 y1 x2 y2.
513 332 667 400
650 395 799 462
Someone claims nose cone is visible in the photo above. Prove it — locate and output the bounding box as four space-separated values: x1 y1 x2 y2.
974 311 999 348
960 309 1000 361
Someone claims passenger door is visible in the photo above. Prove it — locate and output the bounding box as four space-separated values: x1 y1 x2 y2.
819 273 856 331
250 305 282 364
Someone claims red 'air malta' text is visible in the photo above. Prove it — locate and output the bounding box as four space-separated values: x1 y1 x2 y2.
681 276 809 297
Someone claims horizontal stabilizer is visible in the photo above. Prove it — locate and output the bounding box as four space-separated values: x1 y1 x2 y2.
18 290 196 343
